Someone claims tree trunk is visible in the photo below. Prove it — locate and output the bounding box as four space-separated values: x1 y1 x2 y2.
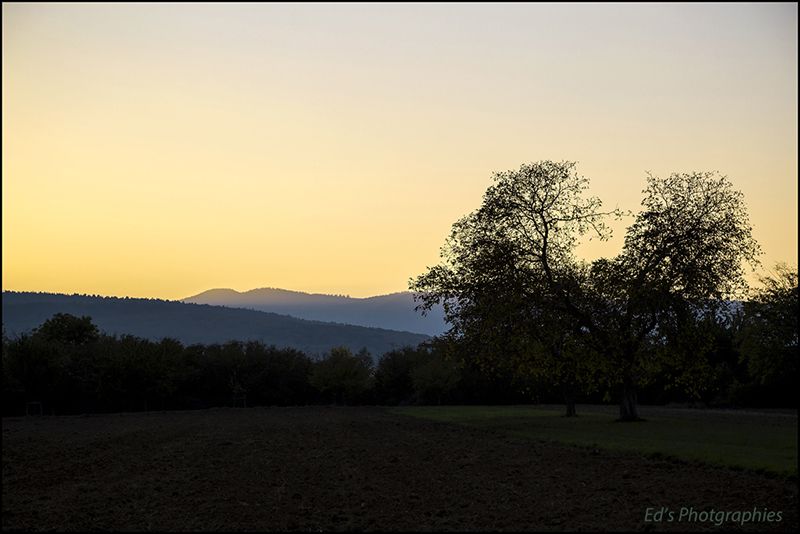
565 398 576 417
618 380 641 421
562 383 577 417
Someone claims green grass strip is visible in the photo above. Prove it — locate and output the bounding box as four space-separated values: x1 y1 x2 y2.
391 405 797 477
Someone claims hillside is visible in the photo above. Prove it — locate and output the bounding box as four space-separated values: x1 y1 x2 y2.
182 288 447 336
1 292 430 358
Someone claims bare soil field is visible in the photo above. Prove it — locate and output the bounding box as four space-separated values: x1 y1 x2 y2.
2 406 797 531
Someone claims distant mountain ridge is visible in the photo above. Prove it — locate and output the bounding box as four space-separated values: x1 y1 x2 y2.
1 292 430 359
182 288 448 336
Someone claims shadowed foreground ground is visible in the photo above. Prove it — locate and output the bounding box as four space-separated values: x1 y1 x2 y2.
2 406 797 531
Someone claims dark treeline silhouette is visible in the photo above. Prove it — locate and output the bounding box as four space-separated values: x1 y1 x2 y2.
2 276 796 417
1 313 530 416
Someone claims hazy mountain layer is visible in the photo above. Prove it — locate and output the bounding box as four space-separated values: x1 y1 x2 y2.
1 292 430 358
182 288 448 336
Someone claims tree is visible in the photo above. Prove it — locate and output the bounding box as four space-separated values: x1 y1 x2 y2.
33 313 99 345
650 299 734 406
738 263 798 406
410 352 460 405
374 347 428 405
412 162 759 420
1 326 25 415
310 347 373 405
240 342 314 406
412 161 616 416
595 171 759 418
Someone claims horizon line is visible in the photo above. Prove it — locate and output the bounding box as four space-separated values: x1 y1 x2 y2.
1 286 417 302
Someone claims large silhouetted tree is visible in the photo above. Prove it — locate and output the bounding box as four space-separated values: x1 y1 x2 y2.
412 161 759 420
599 171 759 418
412 161 617 415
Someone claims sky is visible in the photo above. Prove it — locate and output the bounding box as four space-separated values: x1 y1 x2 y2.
2 3 797 299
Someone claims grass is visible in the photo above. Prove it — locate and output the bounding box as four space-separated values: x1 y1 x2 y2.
391 405 798 477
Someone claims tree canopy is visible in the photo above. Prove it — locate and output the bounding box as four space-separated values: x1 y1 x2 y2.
33 313 99 345
411 161 761 420
738 264 798 405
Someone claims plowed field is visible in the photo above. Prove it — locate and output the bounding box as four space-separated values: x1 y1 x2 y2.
2 407 796 531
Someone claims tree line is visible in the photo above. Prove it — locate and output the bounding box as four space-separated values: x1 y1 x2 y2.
1 313 533 416
2 268 795 418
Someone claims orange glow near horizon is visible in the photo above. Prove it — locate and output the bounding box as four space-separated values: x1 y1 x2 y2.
3 3 797 300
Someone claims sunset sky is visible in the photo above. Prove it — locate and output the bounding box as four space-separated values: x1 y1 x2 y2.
3 3 797 299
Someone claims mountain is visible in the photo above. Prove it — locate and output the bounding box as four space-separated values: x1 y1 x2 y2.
182 288 448 336
1 292 430 358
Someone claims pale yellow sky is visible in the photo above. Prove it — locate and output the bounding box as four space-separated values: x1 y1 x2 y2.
2 3 797 299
